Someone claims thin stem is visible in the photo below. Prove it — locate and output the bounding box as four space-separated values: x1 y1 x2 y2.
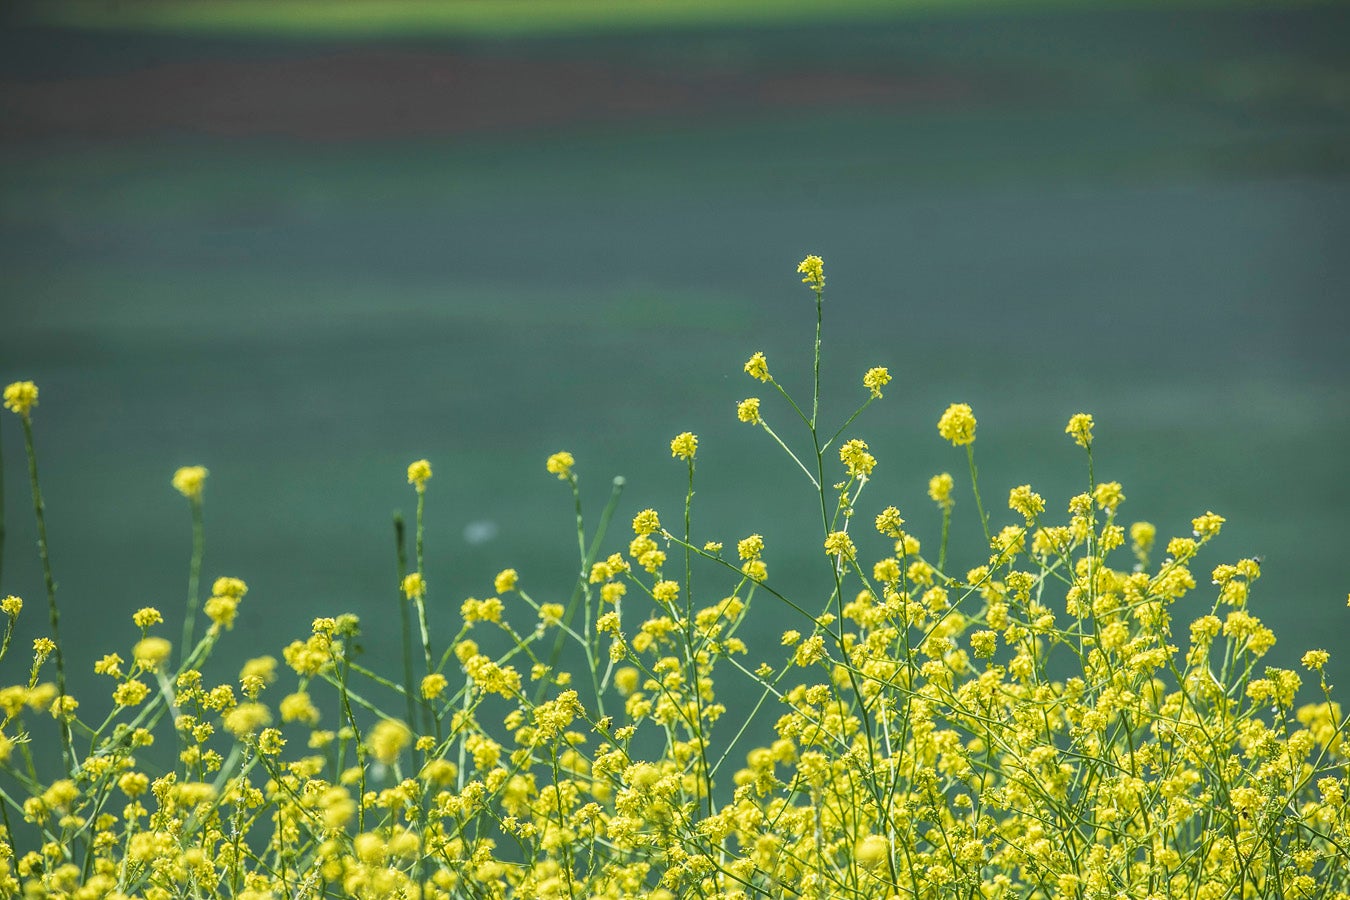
394 512 419 734
966 443 991 545
413 490 433 680
21 416 73 774
181 496 204 654
811 289 823 428
0 411 7 590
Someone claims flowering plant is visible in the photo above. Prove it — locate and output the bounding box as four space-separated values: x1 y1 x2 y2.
1 258 1345 899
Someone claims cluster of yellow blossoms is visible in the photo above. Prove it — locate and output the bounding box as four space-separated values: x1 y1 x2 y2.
1 260 1345 899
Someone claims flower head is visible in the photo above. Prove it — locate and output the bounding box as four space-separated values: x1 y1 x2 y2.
839 439 876 478
172 466 209 501
3 381 38 418
928 473 955 510
937 403 977 446
407 459 432 492
736 398 761 424
797 254 825 290
545 451 574 481
402 572 427 601
1065 413 1094 448
824 531 856 560
744 352 771 383
670 432 698 461
862 367 891 399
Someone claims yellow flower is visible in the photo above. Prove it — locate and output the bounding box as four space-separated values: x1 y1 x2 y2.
652 580 679 604
736 397 761 424
1008 484 1045 522
545 451 574 480
862 367 891 399
838 439 876 478
632 509 661 536
744 352 771 382
824 531 856 560
493 568 518 594
737 534 764 560
223 703 272 738
874 506 905 538
1191 511 1225 540
1065 413 1094 448
279 691 320 725
1093 481 1125 513
401 572 426 600
855 834 889 868
171 466 209 501
407 458 433 492
132 637 172 672
797 254 825 290
212 577 248 599
421 673 448 700
367 719 412 766
203 595 238 630
1302 650 1329 671
670 432 698 460
1 595 21 618
928 473 954 509
2 381 38 418
937 403 977 446
113 680 150 707
132 607 163 629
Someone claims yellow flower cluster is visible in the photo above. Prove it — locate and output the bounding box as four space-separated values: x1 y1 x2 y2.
171 465 208 500
937 402 977 446
2 380 38 418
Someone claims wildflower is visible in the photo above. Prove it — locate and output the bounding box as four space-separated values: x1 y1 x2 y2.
855 834 889 868
862 367 891 399
797 254 825 290
1008 485 1045 522
1065 413 1094 448
113 680 150 707
928 473 954 509
132 637 172 671
279 692 321 725
132 607 163 629
793 635 826 666
407 458 433 492
401 572 426 601
670 432 698 460
223 703 272 738
737 397 761 424
875 506 905 538
368 719 412 766
3 381 38 418
937 403 977 446
421 673 448 700
545 451 574 480
212 576 248 598
744 352 771 382
632 509 661 536
737 534 764 560
1302 650 1329 671
839 439 876 478
970 631 998 658
1 595 20 617
171 466 208 501
1192 511 1225 540
824 531 856 560
94 653 123 677
204 595 238 630
781 630 801 646
652 581 680 604
1093 481 1125 513
493 568 518 593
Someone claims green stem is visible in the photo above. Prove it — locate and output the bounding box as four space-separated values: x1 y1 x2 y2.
0 411 7 591
394 512 419 734
811 288 823 428
181 496 204 654
21 415 73 774
966 443 991 545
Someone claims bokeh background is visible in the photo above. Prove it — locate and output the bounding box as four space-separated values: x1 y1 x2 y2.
2 0 1348 718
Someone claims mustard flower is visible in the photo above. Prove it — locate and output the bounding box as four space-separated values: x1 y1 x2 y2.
2 381 38 418
407 458 433 492
838 438 876 478
1008 484 1045 522
855 834 890 868
1065 412 1094 448
928 472 954 509
875 506 905 538
824 531 856 560
132 637 172 671
1 595 21 618
1093 481 1125 513
670 432 698 460
1302 650 1329 671
279 691 320 725
632 509 661 536
737 534 764 560
862 366 891 399
797 254 825 290
737 397 761 424
1192 511 1225 540
171 466 208 501
421 673 448 700
652 581 679 604
113 680 150 707
212 576 248 598
937 403 977 446
546 450 574 480
367 719 412 766
744 352 771 382
401 572 426 601
204 595 238 630
223 703 272 738
132 607 163 629
493 568 518 594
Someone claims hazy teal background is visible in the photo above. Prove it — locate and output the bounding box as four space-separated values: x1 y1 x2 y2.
1 4 1348 723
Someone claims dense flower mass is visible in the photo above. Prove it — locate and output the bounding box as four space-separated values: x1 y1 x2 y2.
2 380 38 418
1 258 1345 900
170 465 208 500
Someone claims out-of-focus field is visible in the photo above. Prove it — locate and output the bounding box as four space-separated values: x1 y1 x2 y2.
1 2 1347 711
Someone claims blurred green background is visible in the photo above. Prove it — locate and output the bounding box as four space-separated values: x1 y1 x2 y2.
1 0 1347 723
